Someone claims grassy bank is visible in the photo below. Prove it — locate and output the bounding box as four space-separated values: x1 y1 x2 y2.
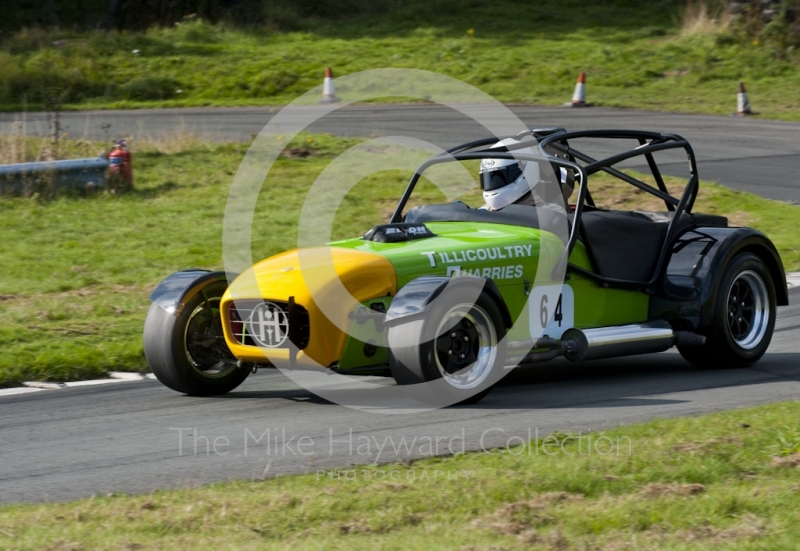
2 1 800 119
2 400 800 549
0 132 798 386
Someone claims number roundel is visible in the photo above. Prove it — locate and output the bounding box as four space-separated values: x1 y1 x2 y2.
529 285 574 339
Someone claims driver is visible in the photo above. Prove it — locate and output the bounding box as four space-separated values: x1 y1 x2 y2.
479 138 574 211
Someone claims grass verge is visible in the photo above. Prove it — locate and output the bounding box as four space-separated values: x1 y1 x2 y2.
2 1 800 119
1 401 800 549
0 133 798 387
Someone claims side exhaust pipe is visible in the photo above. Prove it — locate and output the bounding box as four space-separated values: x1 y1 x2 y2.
509 321 679 366
562 321 674 362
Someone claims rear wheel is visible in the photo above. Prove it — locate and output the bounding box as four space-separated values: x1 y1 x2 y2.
388 287 506 405
144 281 249 395
678 253 776 368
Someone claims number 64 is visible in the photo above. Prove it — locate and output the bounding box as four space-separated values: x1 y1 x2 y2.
539 294 564 328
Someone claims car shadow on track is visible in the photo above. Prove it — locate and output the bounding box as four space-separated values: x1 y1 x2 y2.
219 352 800 411
213 387 335 405
476 351 800 410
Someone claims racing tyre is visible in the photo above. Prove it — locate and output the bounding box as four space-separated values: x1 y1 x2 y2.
388 287 507 405
144 281 249 395
678 253 776 368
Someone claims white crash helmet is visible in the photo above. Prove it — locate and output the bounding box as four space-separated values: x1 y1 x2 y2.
479 138 539 210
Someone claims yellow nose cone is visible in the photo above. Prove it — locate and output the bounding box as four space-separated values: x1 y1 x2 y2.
221 247 396 368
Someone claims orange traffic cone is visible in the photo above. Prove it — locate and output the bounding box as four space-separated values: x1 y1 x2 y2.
564 72 590 107
320 67 340 104
736 81 752 116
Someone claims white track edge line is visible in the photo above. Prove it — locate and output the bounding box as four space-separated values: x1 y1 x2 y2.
108 371 149 381
0 387 45 397
64 379 130 387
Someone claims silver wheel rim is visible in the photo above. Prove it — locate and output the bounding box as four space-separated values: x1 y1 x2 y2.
726 270 770 350
184 295 236 378
433 303 497 390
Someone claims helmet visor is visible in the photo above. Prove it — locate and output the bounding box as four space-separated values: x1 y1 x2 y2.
480 163 523 191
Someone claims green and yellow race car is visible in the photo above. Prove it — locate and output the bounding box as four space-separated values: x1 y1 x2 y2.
144 128 787 404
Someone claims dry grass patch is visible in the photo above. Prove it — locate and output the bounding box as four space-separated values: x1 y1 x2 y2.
470 492 583 542
640 483 707 498
604 514 768 550
672 435 743 453
283 147 311 158
675 513 766 543
0 122 109 166
587 177 670 212
339 520 372 534
680 0 732 37
131 123 234 155
771 453 800 468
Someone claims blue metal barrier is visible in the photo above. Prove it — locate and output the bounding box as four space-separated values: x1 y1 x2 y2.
0 157 109 194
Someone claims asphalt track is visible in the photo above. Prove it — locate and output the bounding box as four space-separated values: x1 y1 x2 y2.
1 105 800 505
2 104 800 201
0 286 798 505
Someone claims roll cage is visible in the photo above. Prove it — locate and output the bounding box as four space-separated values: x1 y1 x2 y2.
391 128 701 292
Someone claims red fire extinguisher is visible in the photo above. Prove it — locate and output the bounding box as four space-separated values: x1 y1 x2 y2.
108 139 133 189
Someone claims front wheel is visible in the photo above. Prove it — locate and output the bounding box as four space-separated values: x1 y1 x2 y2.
144 281 249 395
388 287 507 405
679 253 776 368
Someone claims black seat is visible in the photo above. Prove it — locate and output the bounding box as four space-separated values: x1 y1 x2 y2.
576 210 727 282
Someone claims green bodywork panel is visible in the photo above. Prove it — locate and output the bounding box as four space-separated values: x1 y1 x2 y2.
566 240 649 328
338 296 391 371
331 221 648 370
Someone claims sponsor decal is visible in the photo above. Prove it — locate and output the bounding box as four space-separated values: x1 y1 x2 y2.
423 245 533 280
447 264 524 280
438 244 532 264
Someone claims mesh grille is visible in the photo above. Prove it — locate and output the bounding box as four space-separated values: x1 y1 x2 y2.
228 300 309 350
